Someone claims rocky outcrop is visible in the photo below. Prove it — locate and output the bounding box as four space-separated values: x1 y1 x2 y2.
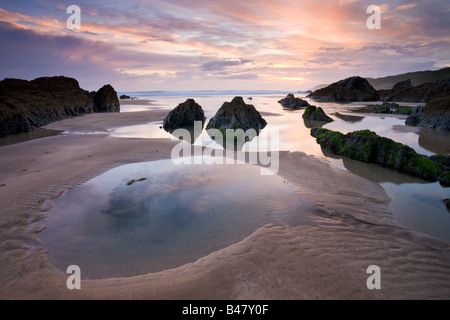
0 76 94 137
308 76 379 102
93 84 120 112
429 155 450 186
302 105 333 122
371 101 413 115
206 97 267 150
162 99 206 130
405 94 450 130
310 128 443 181
392 79 413 91
120 94 131 100
278 94 310 109
206 97 267 132
378 78 450 103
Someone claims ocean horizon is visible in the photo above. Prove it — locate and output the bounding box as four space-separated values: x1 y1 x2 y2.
118 90 305 97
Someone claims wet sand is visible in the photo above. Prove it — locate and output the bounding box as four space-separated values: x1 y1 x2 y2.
0 109 449 299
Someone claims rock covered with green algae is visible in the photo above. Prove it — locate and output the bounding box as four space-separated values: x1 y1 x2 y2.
302 105 334 122
310 127 443 180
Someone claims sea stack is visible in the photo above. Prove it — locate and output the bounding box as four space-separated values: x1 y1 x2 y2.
93 84 120 112
206 96 267 131
308 76 379 102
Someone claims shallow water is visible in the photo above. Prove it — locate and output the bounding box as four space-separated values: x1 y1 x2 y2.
112 93 450 243
39 157 322 279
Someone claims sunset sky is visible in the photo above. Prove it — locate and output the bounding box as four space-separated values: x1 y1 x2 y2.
0 0 449 91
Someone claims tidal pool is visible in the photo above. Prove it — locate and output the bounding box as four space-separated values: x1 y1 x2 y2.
39 157 320 279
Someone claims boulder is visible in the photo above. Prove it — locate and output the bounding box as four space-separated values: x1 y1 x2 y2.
278 94 310 109
0 76 94 137
371 101 398 113
93 84 120 112
163 99 206 130
392 79 413 91
206 97 267 150
310 128 443 180
302 105 333 122
371 101 413 115
308 76 379 102
378 78 450 102
444 199 450 212
120 94 131 100
405 94 450 130
206 97 267 132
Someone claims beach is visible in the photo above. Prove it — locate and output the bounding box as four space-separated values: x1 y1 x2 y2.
1 106 449 299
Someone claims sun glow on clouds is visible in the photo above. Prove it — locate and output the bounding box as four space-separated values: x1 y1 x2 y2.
0 0 449 91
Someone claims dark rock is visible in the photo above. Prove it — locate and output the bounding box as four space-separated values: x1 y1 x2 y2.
371 101 413 115
93 84 120 112
206 97 267 132
405 94 450 130
371 101 396 113
392 79 413 90
278 94 310 109
444 199 450 212
439 172 450 186
302 105 333 122
429 154 450 170
163 99 206 130
120 94 131 100
378 78 450 103
206 97 267 150
310 128 442 180
0 76 94 137
308 76 379 102
405 106 424 126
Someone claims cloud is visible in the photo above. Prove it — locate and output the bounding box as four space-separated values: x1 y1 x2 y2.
0 0 449 91
395 3 418 10
201 58 253 71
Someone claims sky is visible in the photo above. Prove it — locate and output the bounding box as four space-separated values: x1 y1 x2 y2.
0 0 449 92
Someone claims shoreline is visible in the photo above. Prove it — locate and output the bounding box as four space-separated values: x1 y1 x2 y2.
0 109 449 299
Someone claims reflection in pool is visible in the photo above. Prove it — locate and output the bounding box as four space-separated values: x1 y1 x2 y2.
39 157 320 279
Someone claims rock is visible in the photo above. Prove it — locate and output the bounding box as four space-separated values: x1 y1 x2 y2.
120 94 131 100
0 76 94 137
206 97 267 150
310 128 443 180
206 97 267 132
308 76 379 102
278 94 310 109
93 84 120 112
302 105 333 122
429 155 450 185
444 199 450 212
371 101 398 113
162 99 206 130
405 106 424 126
378 78 450 103
439 171 450 185
371 101 413 115
429 154 450 170
392 79 413 91
405 94 450 130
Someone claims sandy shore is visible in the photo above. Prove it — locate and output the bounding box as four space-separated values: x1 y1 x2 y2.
0 109 449 299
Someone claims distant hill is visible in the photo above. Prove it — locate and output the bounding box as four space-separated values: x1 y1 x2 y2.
308 83 329 92
366 67 450 90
